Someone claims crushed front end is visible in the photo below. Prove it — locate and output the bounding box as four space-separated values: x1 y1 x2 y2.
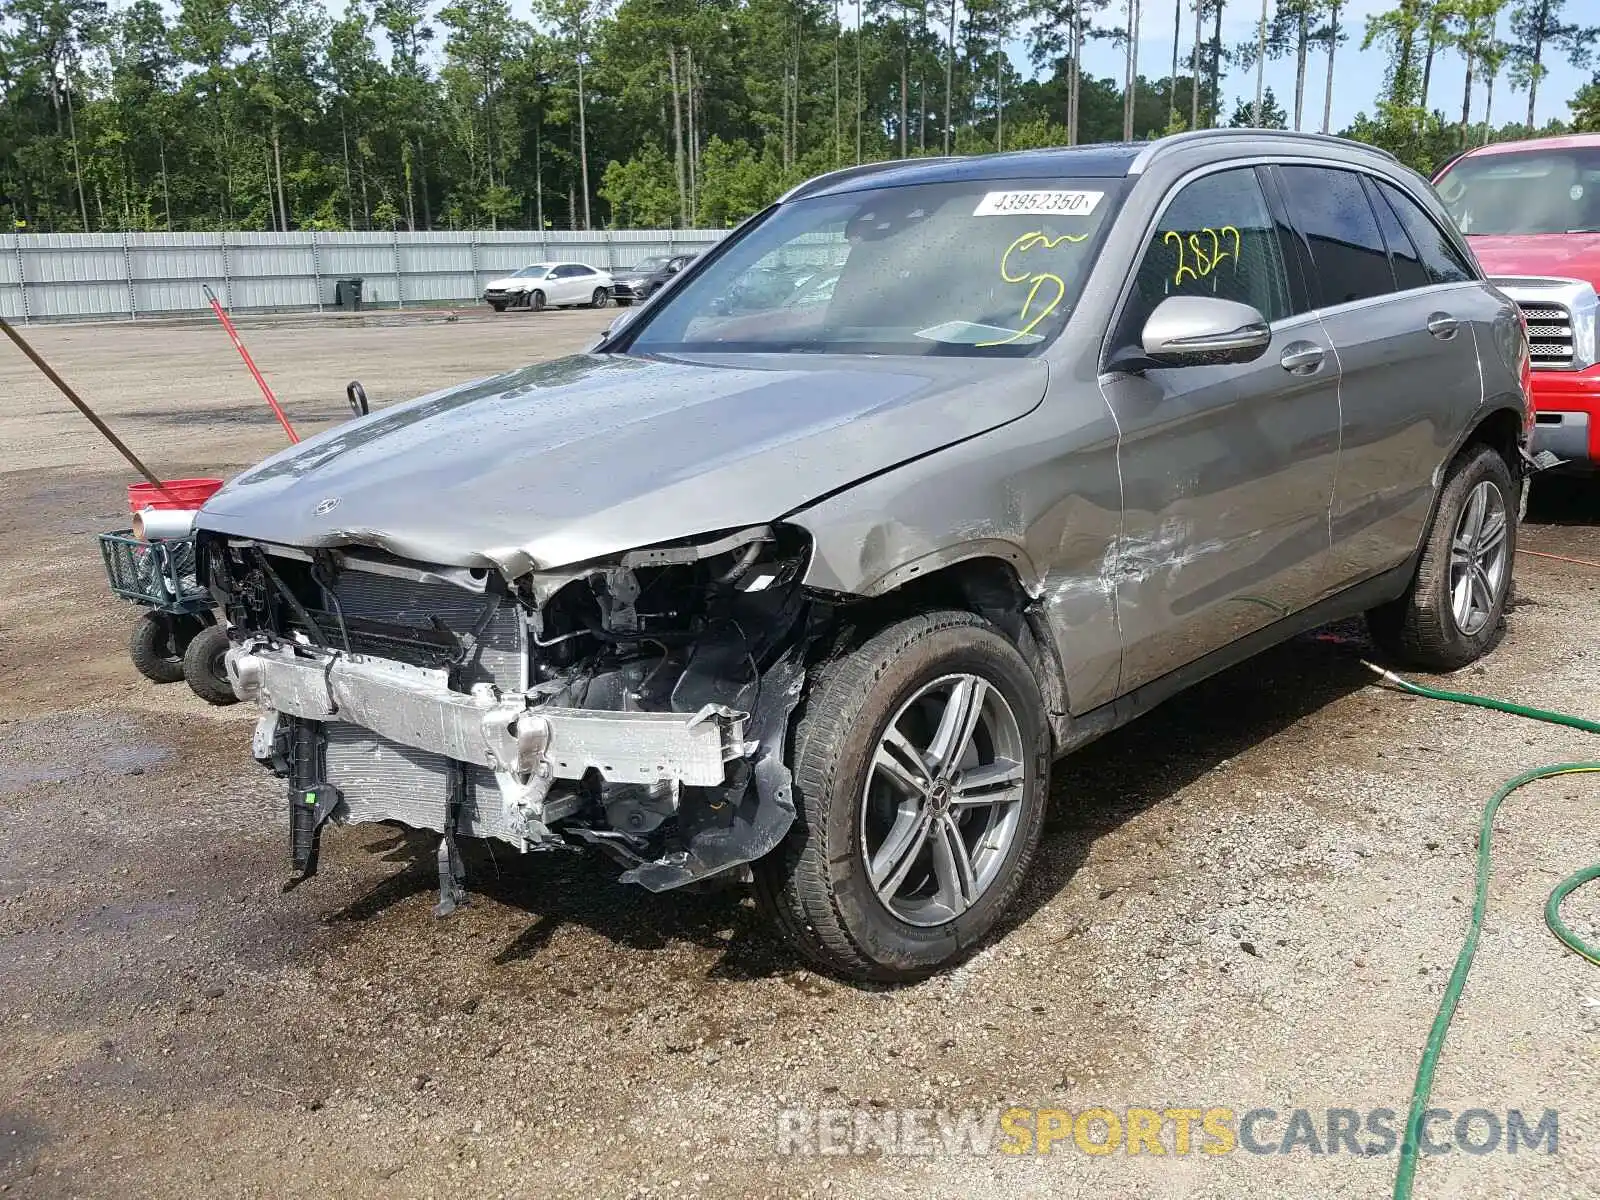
199 526 812 907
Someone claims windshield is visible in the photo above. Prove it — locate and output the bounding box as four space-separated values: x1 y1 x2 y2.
512 265 550 279
626 178 1123 356
628 256 670 273
1436 147 1600 235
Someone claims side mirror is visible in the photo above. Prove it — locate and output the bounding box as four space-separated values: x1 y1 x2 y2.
1138 296 1271 368
346 380 369 417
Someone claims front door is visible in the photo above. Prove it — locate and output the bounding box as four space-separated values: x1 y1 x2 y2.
1101 164 1342 693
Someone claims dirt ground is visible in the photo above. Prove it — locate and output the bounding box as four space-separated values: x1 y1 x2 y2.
3 310 1600 1200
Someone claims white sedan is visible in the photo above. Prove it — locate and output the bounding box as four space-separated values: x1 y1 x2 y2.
481 262 615 312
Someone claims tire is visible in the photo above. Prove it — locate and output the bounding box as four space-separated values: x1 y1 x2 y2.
128 612 187 684
528 289 545 312
182 622 238 706
752 611 1051 982
591 287 611 308
1367 442 1517 671
488 301 507 313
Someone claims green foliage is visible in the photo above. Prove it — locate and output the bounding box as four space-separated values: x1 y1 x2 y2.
0 0 1595 233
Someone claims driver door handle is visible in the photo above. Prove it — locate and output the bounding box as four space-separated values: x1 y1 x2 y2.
1279 342 1326 375
1427 312 1459 339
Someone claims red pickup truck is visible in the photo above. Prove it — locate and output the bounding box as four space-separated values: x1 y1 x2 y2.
1435 134 1600 471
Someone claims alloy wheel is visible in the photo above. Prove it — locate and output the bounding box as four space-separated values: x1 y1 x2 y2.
1448 479 1509 637
859 673 1027 927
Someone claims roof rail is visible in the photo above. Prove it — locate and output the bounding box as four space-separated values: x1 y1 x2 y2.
778 156 965 203
1127 128 1398 174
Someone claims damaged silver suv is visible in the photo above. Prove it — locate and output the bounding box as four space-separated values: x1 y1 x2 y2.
198 130 1531 981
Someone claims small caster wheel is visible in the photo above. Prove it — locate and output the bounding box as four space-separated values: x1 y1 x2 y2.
129 612 187 684
183 622 238 705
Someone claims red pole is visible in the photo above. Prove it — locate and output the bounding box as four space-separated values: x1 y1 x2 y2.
201 284 300 444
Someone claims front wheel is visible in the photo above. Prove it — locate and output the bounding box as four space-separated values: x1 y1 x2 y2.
590 287 611 308
488 301 508 313
527 289 545 312
1368 442 1517 671
753 611 1051 982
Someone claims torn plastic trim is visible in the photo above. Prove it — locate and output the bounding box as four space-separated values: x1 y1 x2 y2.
620 651 806 892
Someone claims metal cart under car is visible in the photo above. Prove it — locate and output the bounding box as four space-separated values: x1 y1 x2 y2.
98 528 237 705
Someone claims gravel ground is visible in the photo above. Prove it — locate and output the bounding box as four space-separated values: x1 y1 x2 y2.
3 312 1600 1199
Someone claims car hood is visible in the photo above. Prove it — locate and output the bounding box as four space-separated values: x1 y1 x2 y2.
197 353 1048 577
1470 232 1600 294
612 269 653 282
486 275 539 290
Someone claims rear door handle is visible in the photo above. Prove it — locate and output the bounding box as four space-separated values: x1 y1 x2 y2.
1279 342 1326 375
1427 312 1459 339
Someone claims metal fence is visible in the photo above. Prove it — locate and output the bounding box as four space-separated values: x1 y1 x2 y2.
0 229 729 323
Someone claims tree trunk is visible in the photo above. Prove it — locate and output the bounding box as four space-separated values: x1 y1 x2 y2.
340 110 355 228
1070 7 1083 142
944 0 955 152
534 111 544 231
856 0 864 162
1252 0 1267 125
835 3 843 163
417 137 432 229
995 2 1005 149
1459 48 1473 137
1293 11 1308 129
918 0 928 152
669 47 688 226
1170 0 1181 119
1421 30 1434 111
1321 1 1338 133
577 54 592 230
272 123 289 231
687 48 698 218
159 132 173 231
1209 0 1224 127
900 26 909 155
63 68 91 231
1525 19 1543 130
1122 0 1135 139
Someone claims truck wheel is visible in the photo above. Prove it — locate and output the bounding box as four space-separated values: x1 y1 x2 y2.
1368 442 1517 671
183 622 237 706
753 611 1051 982
128 612 187 684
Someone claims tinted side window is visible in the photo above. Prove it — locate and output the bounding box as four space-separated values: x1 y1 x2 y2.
1278 166 1396 306
1365 177 1429 291
1378 180 1475 284
1120 167 1292 344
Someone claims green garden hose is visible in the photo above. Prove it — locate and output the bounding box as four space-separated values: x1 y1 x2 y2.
1362 664 1600 1199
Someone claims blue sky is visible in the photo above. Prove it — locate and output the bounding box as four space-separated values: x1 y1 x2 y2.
1068 0 1591 130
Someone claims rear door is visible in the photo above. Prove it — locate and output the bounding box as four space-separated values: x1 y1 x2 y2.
1271 165 1485 589
1102 164 1342 693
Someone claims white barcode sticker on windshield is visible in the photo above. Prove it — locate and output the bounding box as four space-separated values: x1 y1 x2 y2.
973 190 1102 217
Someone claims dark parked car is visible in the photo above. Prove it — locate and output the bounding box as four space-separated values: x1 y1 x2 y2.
199 130 1531 982
610 253 696 304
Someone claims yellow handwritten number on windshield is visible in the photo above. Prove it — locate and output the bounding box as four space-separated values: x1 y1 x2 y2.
976 229 1089 348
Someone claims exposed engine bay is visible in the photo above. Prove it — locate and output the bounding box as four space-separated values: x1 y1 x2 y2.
198 525 817 906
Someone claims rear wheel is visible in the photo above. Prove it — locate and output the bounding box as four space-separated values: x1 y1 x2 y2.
753 611 1051 982
128 612 189 684
1368 443 1516 670
182 622 237 706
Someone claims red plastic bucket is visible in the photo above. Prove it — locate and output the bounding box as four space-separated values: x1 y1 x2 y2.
127 477 224 513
